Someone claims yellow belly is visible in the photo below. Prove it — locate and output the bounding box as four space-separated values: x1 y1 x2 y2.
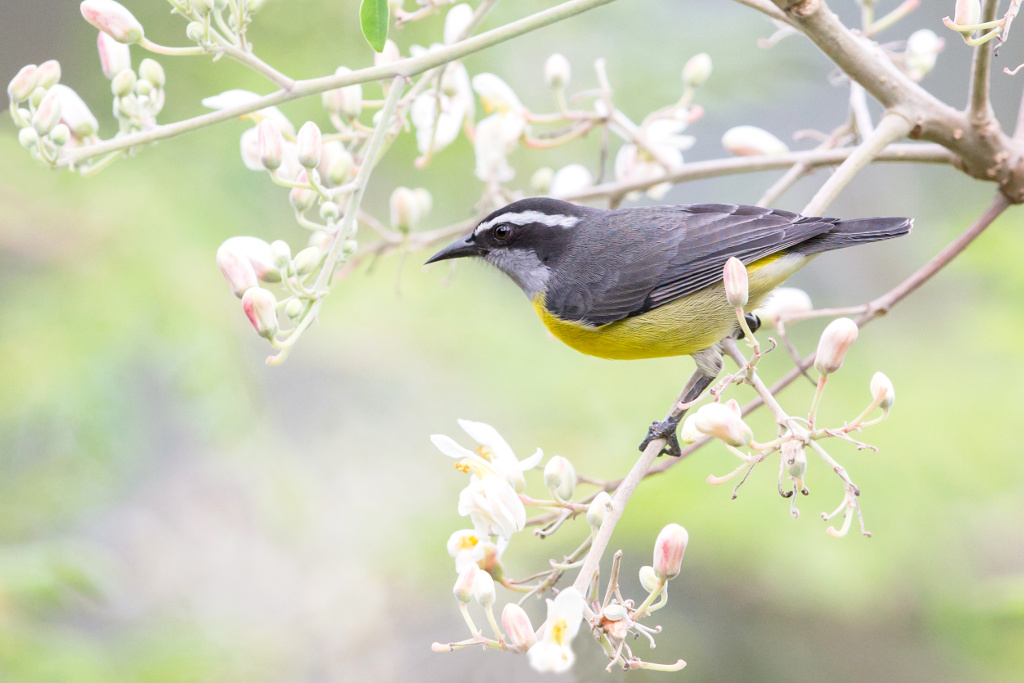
532 253 808 360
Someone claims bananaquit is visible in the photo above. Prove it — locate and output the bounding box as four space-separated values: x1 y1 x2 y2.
426 198 911 455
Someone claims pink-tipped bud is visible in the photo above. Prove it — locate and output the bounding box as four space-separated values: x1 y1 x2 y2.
257 119 283 171
543 455 576 501
8 64 38 103
544 53 571 89
472 568 496 607
501 603 537 653
814 317 858 375
32 88 62 135
653 523 688 581
36 60 61 90
755 287 812 327
682 52 713 87
443 3 474 44
638 565 661 593
51 85 98 139
97 32 132 79
389 186 420 231
289 171 316 212
216 242 259 297
453 563 478 603
722 125 789 157
295 121 322 169
80 0 145 44
241 287 278 339
219 236 280 282
723 257 748 308
870 371 895 409
954 0 981 27
693 402 753 447
586 491 611 530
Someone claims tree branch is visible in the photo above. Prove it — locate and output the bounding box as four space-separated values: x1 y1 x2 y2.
968 0 999 127
801 112 911 216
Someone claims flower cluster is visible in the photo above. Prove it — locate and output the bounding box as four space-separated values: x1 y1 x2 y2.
430 421 689 673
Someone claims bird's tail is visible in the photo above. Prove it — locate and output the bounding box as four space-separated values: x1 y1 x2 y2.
794 216 913 256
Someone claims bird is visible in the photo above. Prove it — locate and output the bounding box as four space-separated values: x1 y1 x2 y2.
426 197 912 456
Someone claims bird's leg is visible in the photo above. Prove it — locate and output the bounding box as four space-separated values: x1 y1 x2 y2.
640 348 723 457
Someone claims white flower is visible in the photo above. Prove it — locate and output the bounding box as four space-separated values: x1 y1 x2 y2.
239 128 263 171
410 60 472 159
433 419 542 492
549 164 593 198
754 287 812 327
446 529 486 572
444 3 474 44
457 470 526 540
614 118 694 199
527 587 586 673
202 89 296 137
472 73 524 115
474 111 525 183
904 29 945 81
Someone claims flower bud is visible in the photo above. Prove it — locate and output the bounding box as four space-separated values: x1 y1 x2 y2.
870 371 895 409
453 563 478 603
602 603 629 622
444 3 474 44
723 257 748 308
8 64 38 103
531 167 554 194
638 565 661 593
51 85 98 139
293 247 322 275
322 67 362 119
653 523 688 581
954 0 981 28
319 201 340 222
80 0 145 44
185 21 205 42
476 542 503 579
814 317 858 375
472 73 524 114
219 236 280 282
472 568 496 607
389 186 421 231
18 126 39 149
586 491 611 530
341 239 358 258
755 287 812 327
318 141 353 186
97 32 131 79
285 298 304 320
257 119 283 171
135 78 152 97
722 125 789 157
549 163 593 198
194 0 216 13
544 455 576 501
269 240 292 271
30 87 46 108
414 188 433 218
296 121 322 169
308 230 332 252
904 29 944 80
239 128 262 170
36 60 61 90
49 123 70 146
679 414 702 444
544 53 571 89
111 69 136 97
139 58 165 88
781 440 807 479
501 603 536 653
216 241 259 297
289 172 316 212
693 402 753 447
32 88 62 136
682 52 713 87
374 39 401 68
241 287 278 339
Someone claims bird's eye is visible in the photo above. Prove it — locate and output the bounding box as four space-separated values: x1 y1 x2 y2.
493 224 512 241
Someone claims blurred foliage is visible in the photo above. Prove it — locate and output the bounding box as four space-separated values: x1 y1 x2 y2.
2 0 1024 681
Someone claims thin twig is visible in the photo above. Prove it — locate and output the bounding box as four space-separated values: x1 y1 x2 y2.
968 0 1000 126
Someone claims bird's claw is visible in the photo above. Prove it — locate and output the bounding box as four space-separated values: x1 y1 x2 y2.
640 419 682 457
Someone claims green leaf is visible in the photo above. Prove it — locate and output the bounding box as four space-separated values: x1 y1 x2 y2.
360 0 389 53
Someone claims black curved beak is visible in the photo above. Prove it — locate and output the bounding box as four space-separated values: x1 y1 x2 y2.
424 235 486 264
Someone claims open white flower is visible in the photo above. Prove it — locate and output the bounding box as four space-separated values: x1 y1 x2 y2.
432 420 541 492
446 529 507 573
474 112 525 182
202 89 296 137
409 58 472 160
527 587 586 673
614 118 694 199
457 467 526 540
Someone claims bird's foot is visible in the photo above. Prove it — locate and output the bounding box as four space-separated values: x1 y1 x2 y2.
640 418 682 457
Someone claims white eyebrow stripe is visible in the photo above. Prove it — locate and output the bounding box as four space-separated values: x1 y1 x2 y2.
474 210 581 235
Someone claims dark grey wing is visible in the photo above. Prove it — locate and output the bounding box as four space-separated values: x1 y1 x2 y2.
545 204 837 326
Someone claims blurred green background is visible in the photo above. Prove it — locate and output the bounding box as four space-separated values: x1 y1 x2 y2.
2 1 1024 681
